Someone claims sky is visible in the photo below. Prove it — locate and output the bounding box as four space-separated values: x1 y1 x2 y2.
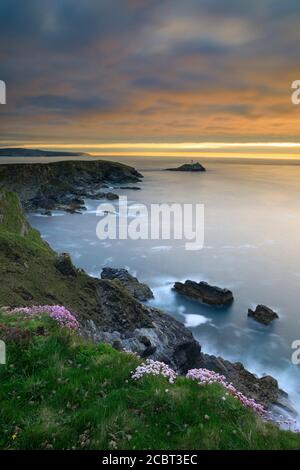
1 0 300 158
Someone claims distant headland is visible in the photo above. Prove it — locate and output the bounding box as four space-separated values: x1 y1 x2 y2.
0 147 90 157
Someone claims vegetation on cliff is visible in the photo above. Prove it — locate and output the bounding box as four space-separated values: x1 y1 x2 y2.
0 159 142 212
1 310 300 450
1 187 300 450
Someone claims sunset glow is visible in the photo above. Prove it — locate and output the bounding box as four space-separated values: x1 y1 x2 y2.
1 1 300 157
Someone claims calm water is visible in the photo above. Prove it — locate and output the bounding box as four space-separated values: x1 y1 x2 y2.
26 156 300 418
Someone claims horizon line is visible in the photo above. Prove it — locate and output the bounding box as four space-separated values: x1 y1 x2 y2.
2 141 300 150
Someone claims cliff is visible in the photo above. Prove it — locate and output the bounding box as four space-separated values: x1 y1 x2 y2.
0 159 143 212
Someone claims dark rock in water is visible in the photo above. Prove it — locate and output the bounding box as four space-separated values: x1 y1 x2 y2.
101 267 154 301
81 279 201 373
54 253 78 277
166 162 206 172
120 186 141 190
199 353 289 410
173 280 233 306
41 210 52 216
248 305 279 325
105 192 119 200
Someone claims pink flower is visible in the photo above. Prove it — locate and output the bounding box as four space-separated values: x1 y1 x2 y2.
9 305 79 330
131 359 177 384
186 368 266 416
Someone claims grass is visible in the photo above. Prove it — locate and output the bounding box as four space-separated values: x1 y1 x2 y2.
1 188 300 450
1 310 300 450
0 187 29 235
0 187 101 316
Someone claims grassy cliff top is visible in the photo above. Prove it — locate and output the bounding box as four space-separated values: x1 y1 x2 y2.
0 159 142 186
1 310 300 450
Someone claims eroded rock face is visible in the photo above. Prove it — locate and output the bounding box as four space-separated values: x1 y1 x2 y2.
248 305 279 325
0 160 142 213
55 253 78 277
101 267 154 301
80 279 201 374
80 279 288 409
79 278 287 409
173 280 234 306
199 353 288 410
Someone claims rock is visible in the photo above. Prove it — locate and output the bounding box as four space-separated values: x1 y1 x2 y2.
67 204 86 213
80 279 288 408
80 279 201 374
13 287 33 301
54 253 78 277
119 186 141 190
0 324 32 344
199 353 288 410
41 210 52 216
173 280 234 306
248 305 279 325
166 162 206 172
101 267 154 301
0 160 142 212
105 192 119 200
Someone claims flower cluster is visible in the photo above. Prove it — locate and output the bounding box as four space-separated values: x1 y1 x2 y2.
9 305 79 330
131 359 177 384
186 368 266 416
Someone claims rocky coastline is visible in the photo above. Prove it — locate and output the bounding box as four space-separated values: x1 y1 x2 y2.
0 160 142 214
0 161 293 415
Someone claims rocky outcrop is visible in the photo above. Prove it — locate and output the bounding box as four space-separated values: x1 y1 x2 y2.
101 267 154 301
80 277 287 408
173 280 234 306
54 253 78 277
166 162 206 172
248 305 279 325
80 278 201 374
0 160 142 213
199 353 289 411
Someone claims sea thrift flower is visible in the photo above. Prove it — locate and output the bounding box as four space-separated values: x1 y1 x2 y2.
9 305 79 330
131 359 177 384
186 368 266 416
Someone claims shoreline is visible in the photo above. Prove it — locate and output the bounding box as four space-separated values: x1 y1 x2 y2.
0 160 298 428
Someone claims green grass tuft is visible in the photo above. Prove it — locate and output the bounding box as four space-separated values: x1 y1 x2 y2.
0 311 300 450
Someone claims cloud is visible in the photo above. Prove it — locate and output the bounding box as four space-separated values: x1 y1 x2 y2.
1 0 300 145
